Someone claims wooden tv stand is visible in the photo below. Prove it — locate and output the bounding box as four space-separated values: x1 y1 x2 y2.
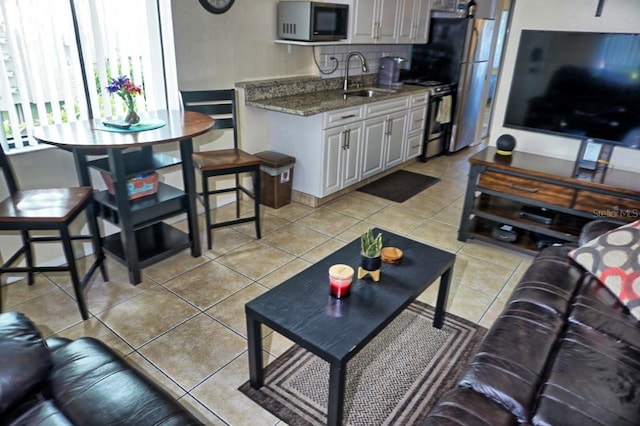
458 147 640 255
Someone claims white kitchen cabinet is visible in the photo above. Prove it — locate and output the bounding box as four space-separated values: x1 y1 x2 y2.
361 111 407 179
362 96 410 178
396 0 431 44
361 115 386 179
322 122 363 196
350 0 400 44
385 110 408 168
405 132 423 159
267 90 428 201
405 91 428 160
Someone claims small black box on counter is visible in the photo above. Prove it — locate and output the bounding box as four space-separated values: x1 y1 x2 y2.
492 223 518 243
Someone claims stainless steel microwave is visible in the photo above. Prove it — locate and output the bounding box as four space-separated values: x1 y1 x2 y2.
277 2 349 42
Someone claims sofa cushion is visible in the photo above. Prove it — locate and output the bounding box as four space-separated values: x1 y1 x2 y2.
48 337 201 426
421 387 518 426
457 301 564 423
570 275 640 348
0 312 52 416
569 220 640 320
511 245 584 315
533 324 640 426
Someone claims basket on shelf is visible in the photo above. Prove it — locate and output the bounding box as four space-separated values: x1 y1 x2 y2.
101 172 159 200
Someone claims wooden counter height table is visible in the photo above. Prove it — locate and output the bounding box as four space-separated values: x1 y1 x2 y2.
32 110 215 284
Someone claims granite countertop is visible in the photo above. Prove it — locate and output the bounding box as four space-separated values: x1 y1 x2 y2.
244 84 429 117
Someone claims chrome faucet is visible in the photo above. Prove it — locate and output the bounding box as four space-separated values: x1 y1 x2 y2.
343 52 368 91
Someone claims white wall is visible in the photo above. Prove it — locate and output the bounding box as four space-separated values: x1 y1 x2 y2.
170 1 411 156
489 0 640 171
171 0 317 156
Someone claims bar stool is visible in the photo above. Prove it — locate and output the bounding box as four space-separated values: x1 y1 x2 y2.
181 89 262 250
0 146 107 320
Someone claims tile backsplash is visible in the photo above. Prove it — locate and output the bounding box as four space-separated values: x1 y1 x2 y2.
315 44 411 79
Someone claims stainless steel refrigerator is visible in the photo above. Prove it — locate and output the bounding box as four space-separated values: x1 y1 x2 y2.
407 17 495 152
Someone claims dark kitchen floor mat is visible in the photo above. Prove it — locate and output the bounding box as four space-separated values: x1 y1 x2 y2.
356 170 440 203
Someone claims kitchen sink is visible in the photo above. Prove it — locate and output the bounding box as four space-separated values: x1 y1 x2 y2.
342 87 396 97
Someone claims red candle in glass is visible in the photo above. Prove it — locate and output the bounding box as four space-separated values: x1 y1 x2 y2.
329 264 354 298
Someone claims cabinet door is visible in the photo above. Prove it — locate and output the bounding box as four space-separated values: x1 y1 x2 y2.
405 132 423 159
385 110 407 168
413 0 431 43
322 127 345 196
396 0 418 43
377 0 400 43
342 122 363 188
361 115 386 179
408 105 427 133
405 107 426 160
350 0 378 43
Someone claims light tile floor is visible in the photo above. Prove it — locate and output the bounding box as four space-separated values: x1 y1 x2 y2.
0 143 534 425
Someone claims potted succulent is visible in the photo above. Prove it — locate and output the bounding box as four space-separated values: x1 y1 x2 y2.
359 228 383 281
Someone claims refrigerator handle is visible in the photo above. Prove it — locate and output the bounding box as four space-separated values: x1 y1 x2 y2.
468 26 480 63
459 63 473 99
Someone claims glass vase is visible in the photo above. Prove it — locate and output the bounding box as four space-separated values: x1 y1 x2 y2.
124 100 140 125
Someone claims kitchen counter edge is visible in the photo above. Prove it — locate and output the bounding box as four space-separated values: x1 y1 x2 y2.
245 84 430 117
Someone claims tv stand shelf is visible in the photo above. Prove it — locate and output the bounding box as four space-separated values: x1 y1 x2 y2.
458 147 640 254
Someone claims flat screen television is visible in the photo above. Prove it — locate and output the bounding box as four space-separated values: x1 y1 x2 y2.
504 30 640 149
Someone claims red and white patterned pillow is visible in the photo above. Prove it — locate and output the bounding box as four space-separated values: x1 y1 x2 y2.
568 220 640 321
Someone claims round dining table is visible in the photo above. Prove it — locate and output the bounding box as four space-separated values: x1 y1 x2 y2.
32 110 215 284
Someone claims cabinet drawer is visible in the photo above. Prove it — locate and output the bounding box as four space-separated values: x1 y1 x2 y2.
323 106 364 129
573 190 640 221
364 96 410 118
478 171 575 208
408 107 426 133
410 92 429 108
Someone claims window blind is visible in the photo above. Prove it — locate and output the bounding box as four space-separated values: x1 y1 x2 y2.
0 0 175 151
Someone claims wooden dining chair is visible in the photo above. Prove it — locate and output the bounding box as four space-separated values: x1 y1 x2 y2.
0 146 107 320
181 89 261 250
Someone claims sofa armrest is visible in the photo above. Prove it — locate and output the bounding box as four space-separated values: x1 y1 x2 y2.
0 312 52 416
578 220 620 245
49 337 201 426
45 336 73 352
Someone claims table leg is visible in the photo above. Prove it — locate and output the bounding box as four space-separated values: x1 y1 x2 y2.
107 149 142 284
434 265 452 329
179 139 201 258
458 163 483 242
72 149 91 186
247 312 264 388
328 362 346 426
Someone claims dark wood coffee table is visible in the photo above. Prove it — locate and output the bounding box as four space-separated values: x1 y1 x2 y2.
245 229 455 425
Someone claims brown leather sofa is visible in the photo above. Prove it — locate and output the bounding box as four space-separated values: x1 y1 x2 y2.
424 223 640 425
0 311 202 425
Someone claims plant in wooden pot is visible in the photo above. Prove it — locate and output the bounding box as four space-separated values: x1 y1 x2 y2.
358 228 382 282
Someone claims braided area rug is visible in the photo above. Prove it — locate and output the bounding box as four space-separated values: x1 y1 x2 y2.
239 301 487 425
